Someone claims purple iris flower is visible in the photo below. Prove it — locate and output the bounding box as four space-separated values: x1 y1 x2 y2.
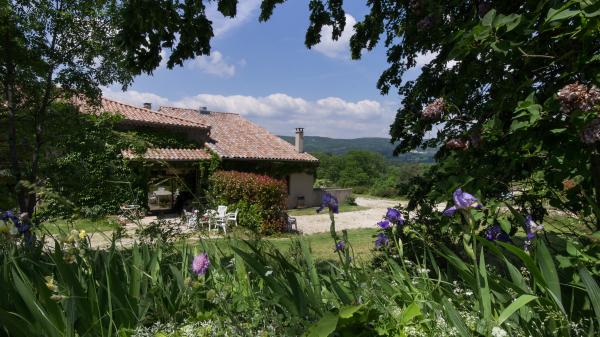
317 192 339 214
442 188 483 216
334 240 345 252
525 215 543 240
374 233 390 248
1 210 34 244
485 225 511 242
377 220 392 229
385 208 404 225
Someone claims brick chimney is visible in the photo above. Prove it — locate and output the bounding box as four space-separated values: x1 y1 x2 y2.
295 128 304 153
143 102 152 110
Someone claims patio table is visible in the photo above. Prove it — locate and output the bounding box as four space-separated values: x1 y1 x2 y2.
153 189 173 207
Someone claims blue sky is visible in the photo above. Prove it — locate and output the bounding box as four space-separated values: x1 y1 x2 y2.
104 1 428 138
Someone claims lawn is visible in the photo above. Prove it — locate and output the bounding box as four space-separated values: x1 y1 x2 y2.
266 228 378 262
177 227 379 263
287 204 369 216
40 217 121 235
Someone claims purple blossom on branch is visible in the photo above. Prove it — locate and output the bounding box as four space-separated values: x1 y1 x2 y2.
581 118 600 144
416 16 434 31
557 82 600 114
334 240 345 252
191 253 211 276
446 138 469 150
421 98 446 120
317 192 339 214
442 188 483 217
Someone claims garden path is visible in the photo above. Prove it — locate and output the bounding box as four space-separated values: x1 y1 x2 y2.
296 197 403 234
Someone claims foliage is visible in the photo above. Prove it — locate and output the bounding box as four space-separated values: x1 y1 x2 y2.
208 171 287 234
314 151 429 197
1 198 599 336
37 105 142 217
306 0 600 232
228 200 263 232
0 0 134 213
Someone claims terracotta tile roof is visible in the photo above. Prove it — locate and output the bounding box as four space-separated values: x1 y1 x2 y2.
78 97 210 130
122 148 212 161
158 107 319 162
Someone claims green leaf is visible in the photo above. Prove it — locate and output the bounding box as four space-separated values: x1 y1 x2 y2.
491 40 510 55
536 240 562 304
304 311 339 337
443 299 472 337
493 14 521 32
498 217 511 234
481 9 497 27
498 295 537 325
399 302 421 325
479 248 492 322
578 267 600 324
546 8 579 22
338 305 362 319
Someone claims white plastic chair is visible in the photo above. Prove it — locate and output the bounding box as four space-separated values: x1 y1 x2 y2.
226 209 239 227
214 206 228 234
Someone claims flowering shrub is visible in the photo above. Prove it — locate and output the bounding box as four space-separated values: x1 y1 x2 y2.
208 171 287 233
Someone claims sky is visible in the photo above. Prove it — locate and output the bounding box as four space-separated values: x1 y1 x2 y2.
103 1 427 138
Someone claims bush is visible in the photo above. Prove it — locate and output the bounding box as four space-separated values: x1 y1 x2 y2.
344 194 357 206
209 171 287 234
229 200 263 232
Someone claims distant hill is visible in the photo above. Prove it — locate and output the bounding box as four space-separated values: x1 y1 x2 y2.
279 136 436 163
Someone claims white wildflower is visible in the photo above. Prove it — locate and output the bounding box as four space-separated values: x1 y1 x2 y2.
492 326 508 337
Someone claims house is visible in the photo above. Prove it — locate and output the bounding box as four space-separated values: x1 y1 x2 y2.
82 97 320 211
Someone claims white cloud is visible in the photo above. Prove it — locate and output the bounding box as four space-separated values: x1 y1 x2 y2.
207 0 261 38
100 89 398 138
415 52 437 66
188 51 236 78
313 14 357 59
414 51 458 69
102 87 170 109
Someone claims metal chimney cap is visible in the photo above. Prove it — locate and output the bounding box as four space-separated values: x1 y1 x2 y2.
198 106 209 114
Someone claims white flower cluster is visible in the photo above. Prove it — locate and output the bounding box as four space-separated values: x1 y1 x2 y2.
491 326 508 337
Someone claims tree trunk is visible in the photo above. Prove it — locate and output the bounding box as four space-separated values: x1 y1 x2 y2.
2 23 28 213
590 144 600 231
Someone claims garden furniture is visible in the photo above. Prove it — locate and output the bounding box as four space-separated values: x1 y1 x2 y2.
153 187 172 206
183 209 199 229
283 212 297 232
214 205 229 234
119 204 142 223
200 210 218 230
225 209 239 227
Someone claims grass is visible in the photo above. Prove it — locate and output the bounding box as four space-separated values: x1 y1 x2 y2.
207 227 378 262
287 204 369 216
41 217 120 235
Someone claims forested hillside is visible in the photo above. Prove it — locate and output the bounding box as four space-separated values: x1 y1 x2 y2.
279 136 435 163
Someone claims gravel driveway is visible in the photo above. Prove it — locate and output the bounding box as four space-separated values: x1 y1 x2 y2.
296 197 404 234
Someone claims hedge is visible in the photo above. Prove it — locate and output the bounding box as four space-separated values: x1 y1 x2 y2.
208 171 287 233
